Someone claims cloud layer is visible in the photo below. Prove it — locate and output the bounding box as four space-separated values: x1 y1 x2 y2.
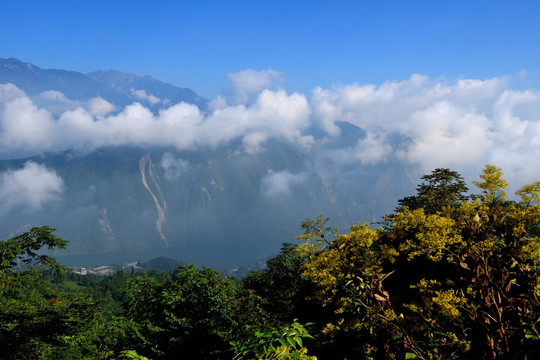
0 161 64 213
262 170 309 197
1 70 540 190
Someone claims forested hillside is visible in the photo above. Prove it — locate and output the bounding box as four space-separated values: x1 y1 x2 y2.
1 165 539 359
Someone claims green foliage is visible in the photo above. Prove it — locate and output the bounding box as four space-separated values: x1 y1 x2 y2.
516 181 540 207
297 214 340 247
297 222 398 359
0 227 143 360
118 350 151 360
397 168 469 215
298 165 540 359
122 265 240 359
242 243 315 324
230 320 316 360
0 226 68 275
472 164 509 203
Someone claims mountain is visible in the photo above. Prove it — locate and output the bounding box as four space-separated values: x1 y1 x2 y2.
0 57 127 103
0 57 207 108
86 70 207 109
0 58 420 269
0 143 416 269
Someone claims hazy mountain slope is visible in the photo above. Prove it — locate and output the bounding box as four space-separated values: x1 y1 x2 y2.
86 70 207 109
0 142 417 269
0 58 128 102
0 58 206 108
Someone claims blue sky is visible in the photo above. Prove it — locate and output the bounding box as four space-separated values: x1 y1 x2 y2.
2 0 539 98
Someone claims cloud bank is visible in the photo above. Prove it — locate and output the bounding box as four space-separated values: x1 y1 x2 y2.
131 88 161 105
262 170 309 197
160 152 190 180
228 68 282 104
1 70 540 189
0 161 64 213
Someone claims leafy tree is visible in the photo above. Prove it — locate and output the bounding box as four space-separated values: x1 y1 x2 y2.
0 226 68 274
298 165 540 359
472 164 508 203
230 320 316 360
242 243 316 324
0 227 141 359
397 168 469 215
297 219 399 359
123 265 240 359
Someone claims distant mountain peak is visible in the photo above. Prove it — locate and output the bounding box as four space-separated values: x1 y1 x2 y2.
86 69 141 84
1 57 39 72
86 68 207 108
0 57 207 109
2 57 27 65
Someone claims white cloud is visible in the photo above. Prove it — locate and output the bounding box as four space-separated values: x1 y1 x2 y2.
0 83 27 102
131 88 161 105
242 132 267 154
0 71 312 157
88 97 115 117
396 100 493 171
0 97 57 153
33 90 82 115
38 90 68 101
0 161 64 212
228 68 282 104
195 89 311 149
353 131 393 165
2 71 540 188
207 95 228 111
262 170 309 197
160 152 190 180
309 74 540 184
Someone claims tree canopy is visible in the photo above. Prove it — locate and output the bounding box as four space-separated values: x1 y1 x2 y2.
396 168 469 214
298 165 540 359
2 165 539 359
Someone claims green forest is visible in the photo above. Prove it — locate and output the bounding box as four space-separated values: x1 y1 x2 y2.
1 165 540 359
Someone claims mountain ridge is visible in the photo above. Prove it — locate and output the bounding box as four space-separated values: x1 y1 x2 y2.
0 57 207 109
